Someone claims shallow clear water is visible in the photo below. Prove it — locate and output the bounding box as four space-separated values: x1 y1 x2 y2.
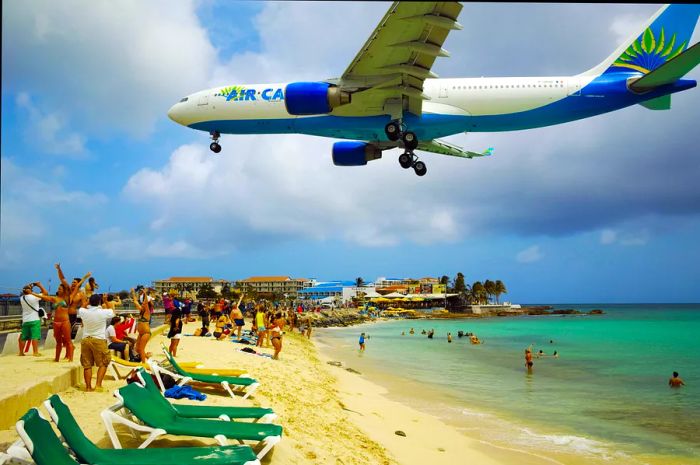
316 304 700 464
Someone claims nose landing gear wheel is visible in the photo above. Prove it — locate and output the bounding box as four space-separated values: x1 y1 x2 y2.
413 161 427 176
210 142 221 153
399 153 412 169
385 122 401 141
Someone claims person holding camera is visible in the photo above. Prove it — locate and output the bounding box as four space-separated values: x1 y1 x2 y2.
19 283 44 357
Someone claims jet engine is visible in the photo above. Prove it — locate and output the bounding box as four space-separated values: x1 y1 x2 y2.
332 142 382 166
285 82 350 115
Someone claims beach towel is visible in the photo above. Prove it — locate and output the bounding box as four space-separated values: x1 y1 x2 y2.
164 384 207 401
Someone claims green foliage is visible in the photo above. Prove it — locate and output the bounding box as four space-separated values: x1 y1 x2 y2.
454 272 467 295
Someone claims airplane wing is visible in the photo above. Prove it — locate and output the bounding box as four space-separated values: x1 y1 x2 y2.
331 1 463 118
416 139 493 159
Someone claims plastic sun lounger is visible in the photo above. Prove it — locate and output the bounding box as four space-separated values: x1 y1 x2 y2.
108 355 149 380
162 344 248 377
101 382 282 460
16 405 260 465
148 357 260 400
134 369 277 423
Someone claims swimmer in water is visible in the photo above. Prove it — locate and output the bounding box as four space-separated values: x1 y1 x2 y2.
669 371 685 388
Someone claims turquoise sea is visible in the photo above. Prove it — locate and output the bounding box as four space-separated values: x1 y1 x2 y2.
316 304 700 465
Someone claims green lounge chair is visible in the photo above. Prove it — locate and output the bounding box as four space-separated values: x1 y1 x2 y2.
16 407 260 465
134 368 277 423
150 351 259 400
101 382 282 460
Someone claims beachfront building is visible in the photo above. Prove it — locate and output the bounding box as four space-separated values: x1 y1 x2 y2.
153 277 230 298
298 280 356 302
234 276 313 298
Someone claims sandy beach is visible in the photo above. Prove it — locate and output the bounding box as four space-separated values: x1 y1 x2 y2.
0 319 584 464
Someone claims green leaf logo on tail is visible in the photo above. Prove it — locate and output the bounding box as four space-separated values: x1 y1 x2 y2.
612 27 686 74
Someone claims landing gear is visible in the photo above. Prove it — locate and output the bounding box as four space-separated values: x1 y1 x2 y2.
209 131 221 153
385 122 401 141
387 120 426 176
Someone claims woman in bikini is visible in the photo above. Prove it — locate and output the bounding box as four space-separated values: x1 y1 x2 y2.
50 265 91 361
30 281 75 362
131 288 152 362
270 312 286 360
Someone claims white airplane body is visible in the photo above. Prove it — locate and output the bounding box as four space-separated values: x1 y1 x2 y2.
168 2 700 176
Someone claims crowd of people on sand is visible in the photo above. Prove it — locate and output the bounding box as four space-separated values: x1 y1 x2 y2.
17 265 330 391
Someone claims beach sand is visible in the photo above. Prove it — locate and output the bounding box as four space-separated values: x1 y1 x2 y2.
0 320 573 464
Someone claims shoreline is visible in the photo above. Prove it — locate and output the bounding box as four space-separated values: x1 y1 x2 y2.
312 337 569 465
313 320 700 465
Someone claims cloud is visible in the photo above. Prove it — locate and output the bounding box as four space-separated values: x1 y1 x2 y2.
121 140 465 253
89 227 226 260
4 0 217 138
600 228 650 246
516 245 543 264
16 93 87 157
600 229 618 245
0 157 108 267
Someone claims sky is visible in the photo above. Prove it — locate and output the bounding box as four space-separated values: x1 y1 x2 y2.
2 1 699 303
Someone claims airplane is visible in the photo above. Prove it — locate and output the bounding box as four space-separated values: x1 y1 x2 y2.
167 2 700 177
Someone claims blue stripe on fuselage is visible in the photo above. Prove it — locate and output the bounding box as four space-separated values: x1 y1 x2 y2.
189 76 695 141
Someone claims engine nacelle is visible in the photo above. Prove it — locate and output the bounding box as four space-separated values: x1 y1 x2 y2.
285 82 350 115
332 142 382 166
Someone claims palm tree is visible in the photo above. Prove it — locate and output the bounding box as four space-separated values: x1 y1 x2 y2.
454 272 467 295
471 281 486 305
355 277 365 288
494 280 507 304
484 280 496 304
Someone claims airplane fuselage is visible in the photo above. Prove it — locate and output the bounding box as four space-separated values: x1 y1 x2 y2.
167 74 695 142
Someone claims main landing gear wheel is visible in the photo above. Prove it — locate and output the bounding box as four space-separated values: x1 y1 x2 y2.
402 131 418 151
413 161 427 176
385 121 401 141
399 153 412 169
209 130 221 153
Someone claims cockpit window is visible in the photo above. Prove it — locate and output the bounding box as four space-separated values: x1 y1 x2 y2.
179 97 188 103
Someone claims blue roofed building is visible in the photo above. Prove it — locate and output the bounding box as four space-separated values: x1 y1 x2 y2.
298 280 357 301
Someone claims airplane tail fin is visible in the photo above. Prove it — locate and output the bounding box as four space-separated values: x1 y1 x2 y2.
581 4 700 77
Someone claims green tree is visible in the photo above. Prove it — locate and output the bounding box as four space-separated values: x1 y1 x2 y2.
440 275 450 290
484 280 496 304
471 281 487 304
494 280 507 304
355 277 365 288
197 283 218 299
454 273 467 295
118 290 129 300
220 283 235 300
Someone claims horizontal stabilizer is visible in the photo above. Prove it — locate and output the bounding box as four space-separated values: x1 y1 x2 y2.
630 42 700 92
417 139 493 159
640 94 671 110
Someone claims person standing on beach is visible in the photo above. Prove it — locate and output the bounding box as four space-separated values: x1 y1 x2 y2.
78 294 114 391
270 312 286 360
30 280 79 361
168 308 183 355
19 283 43 357
230 294 246 339
84 277 98 298
359 332 366 351
255 305 268 347
131 288 152 362
669 372 685 387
